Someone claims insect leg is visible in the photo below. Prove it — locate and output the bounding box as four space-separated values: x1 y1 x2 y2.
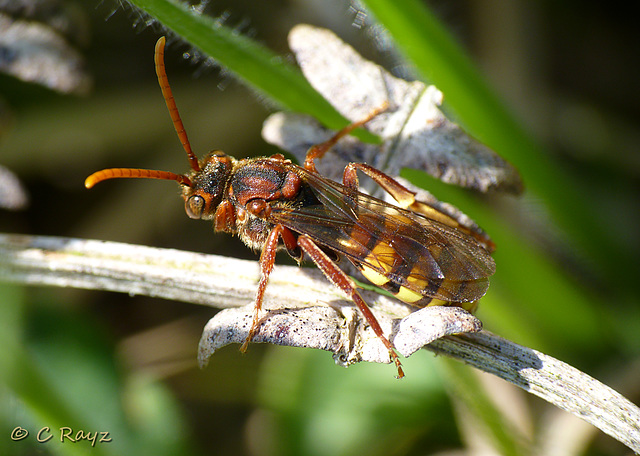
344 163 420 208
304 103 389 173
279 224 303 262
297 235 405 378
343 162 442 225
240 223 284 353
344 163 496 251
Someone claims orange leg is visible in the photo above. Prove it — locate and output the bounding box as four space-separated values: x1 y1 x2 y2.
304 103 388 173
240 223 284 352
343 162 495 251
342 163 416 206
297 235 405 378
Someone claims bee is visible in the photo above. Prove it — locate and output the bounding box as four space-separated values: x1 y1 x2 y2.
85 37 495 378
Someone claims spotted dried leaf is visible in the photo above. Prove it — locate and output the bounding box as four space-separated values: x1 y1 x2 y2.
264 24 523 194
198 302 483 369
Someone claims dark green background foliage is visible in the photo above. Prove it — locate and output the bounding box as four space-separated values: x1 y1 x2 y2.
1 1 638 455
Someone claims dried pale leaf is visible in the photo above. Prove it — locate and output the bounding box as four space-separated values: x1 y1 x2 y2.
1 234 639 452
0 13 90 94
430 332 640 453
390 88 524 193
197 302 483 368
0 165 29 210
288 23 416 133
198 305 343 368
393 305 483 357
281 24 523 194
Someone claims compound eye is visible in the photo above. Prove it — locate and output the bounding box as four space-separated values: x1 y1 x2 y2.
185 195 205 219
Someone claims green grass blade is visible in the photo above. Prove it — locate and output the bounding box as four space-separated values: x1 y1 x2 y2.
360 0 634 288
438 357 529 456
127 0 346 129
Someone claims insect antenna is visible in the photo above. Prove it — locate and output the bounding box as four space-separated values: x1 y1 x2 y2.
84 168 192 189
154 36 201 173
84 36 199 190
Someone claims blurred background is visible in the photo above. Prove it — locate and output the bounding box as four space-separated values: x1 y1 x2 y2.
0 0 638 455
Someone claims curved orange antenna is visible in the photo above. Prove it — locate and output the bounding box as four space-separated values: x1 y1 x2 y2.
85 168 192 189
155 37 201 172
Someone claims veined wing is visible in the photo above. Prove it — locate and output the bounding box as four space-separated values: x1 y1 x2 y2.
269 166 495 304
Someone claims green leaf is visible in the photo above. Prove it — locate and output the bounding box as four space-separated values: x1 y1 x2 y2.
438 357 529 456
127 0 345 129
359 0 634 290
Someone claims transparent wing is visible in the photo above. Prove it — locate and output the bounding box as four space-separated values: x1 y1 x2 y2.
269 166 495 303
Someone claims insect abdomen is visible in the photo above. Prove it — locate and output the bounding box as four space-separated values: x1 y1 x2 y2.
353 230 490 308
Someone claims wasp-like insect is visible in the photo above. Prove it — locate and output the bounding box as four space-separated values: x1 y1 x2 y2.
86 37 496 378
